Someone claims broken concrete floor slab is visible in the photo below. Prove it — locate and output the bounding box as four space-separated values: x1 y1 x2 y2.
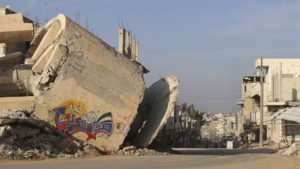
127 75 180 148
0 8 34 43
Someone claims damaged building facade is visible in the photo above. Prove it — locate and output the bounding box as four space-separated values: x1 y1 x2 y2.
238 58 300 146
0 6 180 156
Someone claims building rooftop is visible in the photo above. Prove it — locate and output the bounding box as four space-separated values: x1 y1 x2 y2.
255 58 300 69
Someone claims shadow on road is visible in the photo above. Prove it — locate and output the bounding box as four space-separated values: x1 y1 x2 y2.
171 148 277 156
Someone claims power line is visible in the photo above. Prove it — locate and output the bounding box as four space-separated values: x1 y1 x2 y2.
181 94 238 100
145 74 238 101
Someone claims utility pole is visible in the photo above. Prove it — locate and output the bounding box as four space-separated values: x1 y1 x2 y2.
259 57 264 147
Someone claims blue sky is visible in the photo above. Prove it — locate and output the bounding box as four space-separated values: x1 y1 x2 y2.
2 0 300 113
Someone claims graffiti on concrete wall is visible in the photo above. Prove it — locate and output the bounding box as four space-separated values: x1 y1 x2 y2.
48 100 113 140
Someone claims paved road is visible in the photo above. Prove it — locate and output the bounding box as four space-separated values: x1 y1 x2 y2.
0 149 299 169
172 147 277 155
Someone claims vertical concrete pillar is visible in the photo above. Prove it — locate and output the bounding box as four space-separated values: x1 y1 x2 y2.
131 35 139 61
118 27 126 54
279 62 282 101
125 31 132 58
0 43 6 57
0 8 9 55
135 42 139 61
132 40 136 59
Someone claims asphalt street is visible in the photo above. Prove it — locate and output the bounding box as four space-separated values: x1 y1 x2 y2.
0 148 299 169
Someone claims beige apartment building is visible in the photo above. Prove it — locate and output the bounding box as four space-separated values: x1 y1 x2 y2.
238 58 300 146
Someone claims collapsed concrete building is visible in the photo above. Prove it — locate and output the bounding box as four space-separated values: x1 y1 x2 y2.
0 7 179 155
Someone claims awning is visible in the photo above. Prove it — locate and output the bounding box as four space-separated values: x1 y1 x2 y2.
239 127 260 136
265 107 300 123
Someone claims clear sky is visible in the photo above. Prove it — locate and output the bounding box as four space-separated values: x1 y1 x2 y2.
2 0 300 113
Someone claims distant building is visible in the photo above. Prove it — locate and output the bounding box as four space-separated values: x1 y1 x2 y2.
200 112 238 146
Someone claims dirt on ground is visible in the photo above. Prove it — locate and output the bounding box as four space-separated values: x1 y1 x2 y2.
206 154 300 169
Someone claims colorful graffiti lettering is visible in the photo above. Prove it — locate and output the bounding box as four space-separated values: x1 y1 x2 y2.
49 100 113 140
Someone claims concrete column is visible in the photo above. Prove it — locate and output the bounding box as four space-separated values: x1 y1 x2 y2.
279 62 282 101
135 42 139 61
125 31 132 57
131 35 139 61
118 27 126 54
132 41 136 59
0 43 6 57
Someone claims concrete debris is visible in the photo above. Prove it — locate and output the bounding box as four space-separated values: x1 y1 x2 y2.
281 143 300 156
122 145 137 152
126 76 179 148
0 110 102 160
241 143 252 149
113 145 169 156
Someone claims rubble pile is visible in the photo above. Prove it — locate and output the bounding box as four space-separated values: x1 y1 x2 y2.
279 143 300 157
113 145 169 156
0 110 102 160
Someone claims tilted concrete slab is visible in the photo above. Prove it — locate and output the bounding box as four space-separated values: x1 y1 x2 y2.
0 13 33 43
127 75 179 148
27 14 145 152
0 24 33 43
0 52 23 67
